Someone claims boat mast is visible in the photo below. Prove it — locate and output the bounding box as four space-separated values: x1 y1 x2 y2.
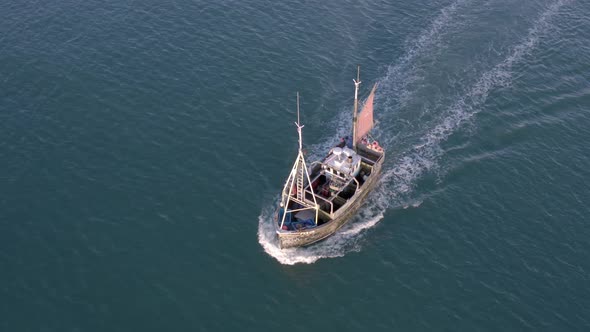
352 66 361 151
279 92 319 229
296 92 303 151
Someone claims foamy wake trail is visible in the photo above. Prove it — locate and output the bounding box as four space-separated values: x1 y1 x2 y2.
377 0 569 201
258 0 567 265
381 0 468 106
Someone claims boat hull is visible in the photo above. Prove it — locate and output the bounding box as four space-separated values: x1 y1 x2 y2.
276 154 383 249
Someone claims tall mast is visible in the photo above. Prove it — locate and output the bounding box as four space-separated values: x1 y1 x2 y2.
295 92 304 152
352 66 361 151
278 92 319 229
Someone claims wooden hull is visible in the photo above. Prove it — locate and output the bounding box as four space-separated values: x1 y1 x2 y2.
276 153 383 249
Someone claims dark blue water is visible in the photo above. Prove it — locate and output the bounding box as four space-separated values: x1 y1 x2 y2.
2 0 590 330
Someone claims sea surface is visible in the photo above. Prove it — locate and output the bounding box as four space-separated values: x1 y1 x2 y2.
1 0 590 330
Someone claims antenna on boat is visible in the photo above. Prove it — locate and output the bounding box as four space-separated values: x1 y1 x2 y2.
352 65 361 151
295 91 304 152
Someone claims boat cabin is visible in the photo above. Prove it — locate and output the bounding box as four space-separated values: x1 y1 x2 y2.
323 147 361 178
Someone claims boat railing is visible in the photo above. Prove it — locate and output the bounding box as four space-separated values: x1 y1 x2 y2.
357 145 384 163
352 177 360 192
359 155 375 165
285 195 316 211
360 152 384 167
373 151 384 164
304 189 334 215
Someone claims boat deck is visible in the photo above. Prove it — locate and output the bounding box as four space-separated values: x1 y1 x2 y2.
304 145 382 217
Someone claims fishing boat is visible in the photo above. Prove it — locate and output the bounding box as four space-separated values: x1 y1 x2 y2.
275 67 385 249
